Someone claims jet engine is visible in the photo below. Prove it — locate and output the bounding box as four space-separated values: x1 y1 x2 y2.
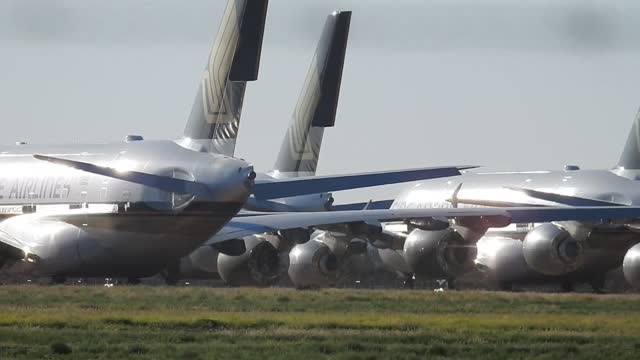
402 228 477 278
522 223 583 276
288 235 341 288
623 243 640 289
277 228 311 246
217 235 281 286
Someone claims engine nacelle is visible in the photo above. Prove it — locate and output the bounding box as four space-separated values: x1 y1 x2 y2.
0 219 82 276
376 248 412 275
402 228 477 278
180 245 220 277
623 243 640 289
278 228 311 246
522 223 583 276
288 238 339 288
475 237 536 285
217 236 280 286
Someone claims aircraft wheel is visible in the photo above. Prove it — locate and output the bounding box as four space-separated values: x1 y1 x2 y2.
403 274 415 289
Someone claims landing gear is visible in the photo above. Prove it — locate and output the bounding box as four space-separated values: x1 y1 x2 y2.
403 273 415 289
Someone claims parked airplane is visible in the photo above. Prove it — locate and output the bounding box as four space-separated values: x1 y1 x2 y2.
0 0 466 283
467 110 640 292
368 108 640 292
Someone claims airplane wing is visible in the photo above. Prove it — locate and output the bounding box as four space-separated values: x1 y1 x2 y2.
207 206 640 244
252 166 473 200
445 198 544 208
331 200 395 211
33 155 213 197
34 155 472 200
504 186 626 207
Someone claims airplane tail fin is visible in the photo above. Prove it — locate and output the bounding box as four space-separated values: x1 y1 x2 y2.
272 11 352 177
617 108 640 170
181 0 269 155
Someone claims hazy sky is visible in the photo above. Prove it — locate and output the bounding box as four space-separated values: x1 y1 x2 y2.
1 0 639 202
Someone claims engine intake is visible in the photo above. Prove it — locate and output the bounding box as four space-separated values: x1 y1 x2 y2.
623 243 640 289
288 238 339 288
217 236 281 286
402 228 477 278
522 223 583 276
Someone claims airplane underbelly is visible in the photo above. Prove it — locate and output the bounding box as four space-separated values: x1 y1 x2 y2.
74 211 236 277
1 201 242 278
0 220 81 276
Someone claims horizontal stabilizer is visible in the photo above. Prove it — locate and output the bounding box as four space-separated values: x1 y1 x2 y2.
208 206 640 243
33 155 212 198
505 186 625 207
253 166 467 200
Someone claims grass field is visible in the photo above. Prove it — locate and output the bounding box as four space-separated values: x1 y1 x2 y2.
1 286 639 359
